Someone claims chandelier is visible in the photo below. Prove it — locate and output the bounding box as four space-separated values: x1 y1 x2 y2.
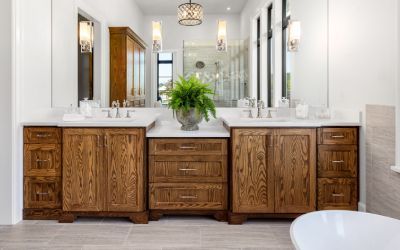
178 0 203 26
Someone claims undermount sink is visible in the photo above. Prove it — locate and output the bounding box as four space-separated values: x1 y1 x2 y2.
239 117 290 122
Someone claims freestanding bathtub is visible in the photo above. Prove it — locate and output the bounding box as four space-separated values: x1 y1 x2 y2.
290 210 400 250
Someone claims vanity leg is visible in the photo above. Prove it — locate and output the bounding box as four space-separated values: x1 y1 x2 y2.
59 213 75 223
149 211 163 221
129 212 149 224
213 211 228 222
228 212 247 225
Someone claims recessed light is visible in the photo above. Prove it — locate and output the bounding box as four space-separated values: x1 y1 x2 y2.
227 7 231 11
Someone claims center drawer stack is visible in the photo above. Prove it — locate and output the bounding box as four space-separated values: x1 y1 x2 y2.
148 139 228 220
317 128 358 210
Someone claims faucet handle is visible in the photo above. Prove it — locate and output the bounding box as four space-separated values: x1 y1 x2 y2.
258 100 265 109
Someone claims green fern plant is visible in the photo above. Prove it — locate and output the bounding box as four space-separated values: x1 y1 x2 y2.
167 75 216 122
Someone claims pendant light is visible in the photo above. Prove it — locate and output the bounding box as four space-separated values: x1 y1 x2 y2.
177 0 203 26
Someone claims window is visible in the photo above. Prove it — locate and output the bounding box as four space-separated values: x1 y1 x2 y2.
157 52 173 105
282 0 292 99
267 4 274 107
256 17 261 100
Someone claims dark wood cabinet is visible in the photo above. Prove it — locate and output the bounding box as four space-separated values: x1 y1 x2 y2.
148 138 228 221
23 127 62 220
230 128 316 224
61 128 147 223
110 27 146 107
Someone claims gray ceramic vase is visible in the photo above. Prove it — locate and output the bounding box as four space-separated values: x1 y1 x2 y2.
175 108 203 131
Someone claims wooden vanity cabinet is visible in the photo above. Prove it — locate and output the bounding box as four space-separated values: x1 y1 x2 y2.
61 128 147 223
23 127 62 219
229 128 317 224
148 139 228 221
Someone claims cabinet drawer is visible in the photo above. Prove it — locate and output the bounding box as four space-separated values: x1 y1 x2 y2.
24 177 61 209
149 155 227 183
149 139 227 156
318 178 357 210
318 145 357 178
24 144 61 176
149 183 227 210
318 128 357 145
24 127 62 144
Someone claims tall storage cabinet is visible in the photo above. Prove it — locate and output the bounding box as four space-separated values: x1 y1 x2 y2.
110 27 146 107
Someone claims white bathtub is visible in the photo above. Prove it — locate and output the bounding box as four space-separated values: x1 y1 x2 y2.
290 210 400 250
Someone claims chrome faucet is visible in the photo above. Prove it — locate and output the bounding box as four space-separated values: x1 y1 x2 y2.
257 100 265 118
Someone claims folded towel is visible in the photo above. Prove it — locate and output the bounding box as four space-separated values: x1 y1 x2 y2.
63 113 85 122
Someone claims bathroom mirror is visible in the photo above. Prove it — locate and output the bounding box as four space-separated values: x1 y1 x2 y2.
50 0 328 108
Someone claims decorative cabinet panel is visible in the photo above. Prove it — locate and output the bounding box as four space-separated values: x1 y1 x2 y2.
231 129 275 213
274 129 316 213
148 138 228 221
63 129 105 212
23 127 62 220
317 127 358 211
62 128 147 223
110 27 146 107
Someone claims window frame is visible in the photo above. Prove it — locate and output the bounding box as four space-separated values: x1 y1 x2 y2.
267 4 273 107
156 53 173 102
256 17 261 100
282 0 291 99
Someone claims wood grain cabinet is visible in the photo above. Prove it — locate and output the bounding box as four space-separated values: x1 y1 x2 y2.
61 128 147 223
229 128 316 224
110 27 146 107
148 139 228 221
317 127 358 210
23 127 62 220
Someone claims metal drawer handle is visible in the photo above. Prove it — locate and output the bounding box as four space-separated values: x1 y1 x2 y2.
36 159 49 163
36 133 51 138
332 193 345 197
179 195 198 199
332 160 345 164
179 146 197 150
331 135 345 138
36 192 49 195
179 168 198 171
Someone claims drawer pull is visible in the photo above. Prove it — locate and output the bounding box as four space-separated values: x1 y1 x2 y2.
179 146 197 150
36 133 51 138
36 159 49 163
179 195 198 199
332 160 345 164
331 135 345 138
36 192 49 195
179 168 198 171
332 193 345 197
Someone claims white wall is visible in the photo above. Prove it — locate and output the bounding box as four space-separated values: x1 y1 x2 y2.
329 0 397 209
142 14 241 106
0 0 13 225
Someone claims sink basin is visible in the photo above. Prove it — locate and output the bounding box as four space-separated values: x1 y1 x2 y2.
81 117 138 122
239 117 290 122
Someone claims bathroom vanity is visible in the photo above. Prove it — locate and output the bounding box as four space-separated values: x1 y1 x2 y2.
22 110 360 224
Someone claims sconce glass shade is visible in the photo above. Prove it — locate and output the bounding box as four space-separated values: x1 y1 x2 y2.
178 0 203 26
152 21 162 52
288 20 301 52
79 21 93 53
216 20 227 52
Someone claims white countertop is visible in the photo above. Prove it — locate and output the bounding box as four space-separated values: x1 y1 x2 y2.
147 120 230 138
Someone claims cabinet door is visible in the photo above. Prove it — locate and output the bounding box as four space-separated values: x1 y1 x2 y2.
126 36 135 97
105 128 145 212
274 129 316 213
63 129 105 212
232 129 275 213
133 43 140 97
139 47 145 96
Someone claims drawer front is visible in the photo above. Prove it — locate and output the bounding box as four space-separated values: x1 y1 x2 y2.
318 145 357 178
24 127 62 144
149 155 227 183
24 177 62 209
149 139 227 156
318 178 357 210
149 183 227 210
24 144 61 176
318 128 357 145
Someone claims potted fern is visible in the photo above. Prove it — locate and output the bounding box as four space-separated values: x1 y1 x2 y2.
167 75 216 131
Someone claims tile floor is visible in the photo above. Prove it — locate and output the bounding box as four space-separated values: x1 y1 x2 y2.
0 216 295 250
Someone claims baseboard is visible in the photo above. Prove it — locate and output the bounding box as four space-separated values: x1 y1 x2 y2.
358 202 366 212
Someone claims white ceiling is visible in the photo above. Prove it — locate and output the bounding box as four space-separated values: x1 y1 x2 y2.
134 0 248 15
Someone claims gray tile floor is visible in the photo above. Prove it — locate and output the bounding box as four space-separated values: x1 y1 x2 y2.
0 216 295 250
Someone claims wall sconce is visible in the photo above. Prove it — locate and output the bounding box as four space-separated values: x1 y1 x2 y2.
288 20 301 52
79 21 94 53
217 20 227 52
152 21 162 53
